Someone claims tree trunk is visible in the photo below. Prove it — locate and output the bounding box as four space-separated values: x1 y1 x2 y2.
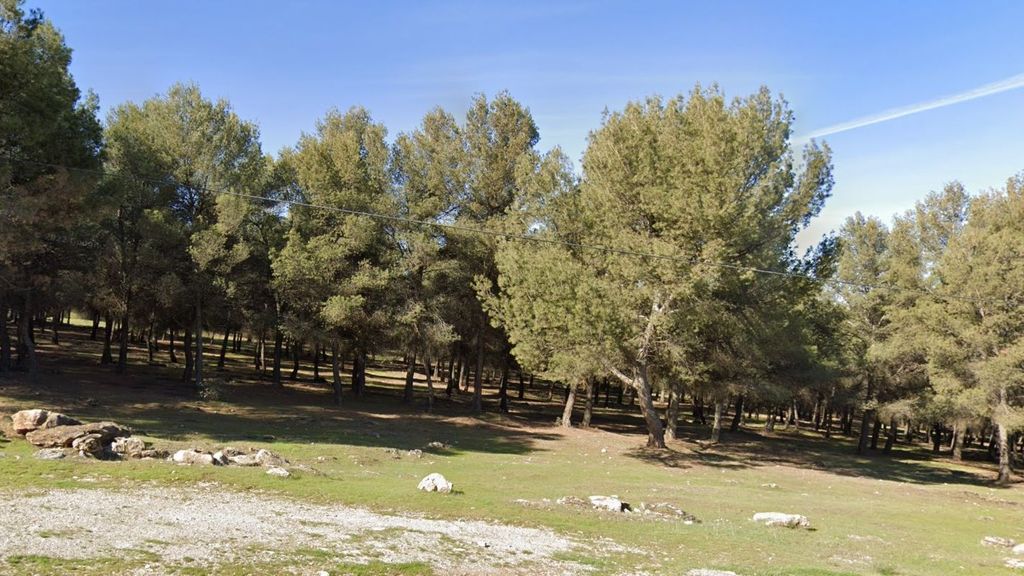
730 394 744 433
331 341 343 406
856 408 876 455
271 328 283 386
996 421 1012 485
883 416 898 454
952 423 963 461
932 423 943 453
218 330 229 370
710 400 724 443
290 340 301 380
313 343 322 382
351 350 366 396
560 384 576 428
168 329 178 364
403 352 416 403
116 300 130 374
50 311 60 345
472 320 485 413
634 365 666 448
870 416 882 450
194 298 204 390
0 297 11 373
90 311 100 340
423 351 435 413
498 354 510 413
97 313 112 364
582 378 594 428
182 326 194 383
665 389 680 440
517 371 526 400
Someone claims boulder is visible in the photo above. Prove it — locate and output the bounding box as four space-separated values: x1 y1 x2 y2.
211 451 230 466
1013 544 1024 556
34 448 67 460
26 421 131 448
752 512 810 528
140 449 169 459
589 495 631 512
110 436 146 458
12 409 80 435
254 448 287 467
417 472 453 493
170 449 216 466
266 466 291 478
982 536 1017 548
72 433 104 457
228 453 261 466
686 570 740 576
1007 558 1024 569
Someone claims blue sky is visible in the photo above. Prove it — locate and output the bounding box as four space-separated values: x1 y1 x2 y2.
39 0 1024 247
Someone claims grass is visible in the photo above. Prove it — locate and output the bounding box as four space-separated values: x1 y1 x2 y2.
0 322 1022 575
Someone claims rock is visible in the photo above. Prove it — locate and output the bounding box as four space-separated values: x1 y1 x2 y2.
752 512 810 528
254 448 287 467
1007 558 1024 569
170 449 216 466
589 495 631 512
426 441 447 449
760 483 778 489
1013 543 1024 555
417 472 453 493
638 502 699 523
687 570 740 576
228 454 261 466
982 536 1017 548
26 421 131 448
12 409 80 435
140 449 169 459
556 495 588 507
266 466 290 477
317 572 330 576
34 448 67 460
72 433 104 457
406 449 423 458
110 436 146 458
211 451 230 466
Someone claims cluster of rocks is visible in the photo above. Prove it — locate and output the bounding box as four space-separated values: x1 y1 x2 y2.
513 495 699 523
169 447 291 477
980 535 1024 569
11 408 157 460
751 512 811 529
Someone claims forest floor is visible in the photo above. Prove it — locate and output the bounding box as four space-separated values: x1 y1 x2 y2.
0 323 1022 575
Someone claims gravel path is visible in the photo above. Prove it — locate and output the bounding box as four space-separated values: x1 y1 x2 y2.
0 485 589 575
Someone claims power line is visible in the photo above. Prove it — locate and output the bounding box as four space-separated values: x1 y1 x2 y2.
0 154 995 305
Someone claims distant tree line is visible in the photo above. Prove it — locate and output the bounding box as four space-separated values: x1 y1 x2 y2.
1 0 1020 482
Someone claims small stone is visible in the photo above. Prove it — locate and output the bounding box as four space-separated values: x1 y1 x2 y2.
556 496 587 507
266 466 290 478
34 448 67 460
475 540 490 548
983 536 1017 548
752 512 810 528
417 472 453 493
589 495 630 512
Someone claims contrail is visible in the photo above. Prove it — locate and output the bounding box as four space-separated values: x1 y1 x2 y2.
793 72 1024 145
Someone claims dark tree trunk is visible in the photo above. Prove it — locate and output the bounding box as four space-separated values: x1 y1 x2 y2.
0 297 11 373
101 314 114 365
351 350 366 396
290 341 300 380
271 328 283 386
194 297 204 390
116 304 130 374
313 343 322 382
581 378 594 427
331 341 343 406
560 384 576 427
665 388 680 440
168 329 178 363
403 352 416 403
997 421 1012 484
952 424 964 461
90 311 100 340
218 330 229 370
182 326 194 383
498 354 510 413
883 416 898 454
869 415 882 450
932 423 943 453
472 321 484 413
730 394 744 433
50 311 60 345
517 371 526 400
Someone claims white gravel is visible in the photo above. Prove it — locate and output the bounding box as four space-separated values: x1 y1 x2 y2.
0 485 588 575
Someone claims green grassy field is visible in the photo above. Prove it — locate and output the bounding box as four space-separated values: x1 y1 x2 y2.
0 323 1021 575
